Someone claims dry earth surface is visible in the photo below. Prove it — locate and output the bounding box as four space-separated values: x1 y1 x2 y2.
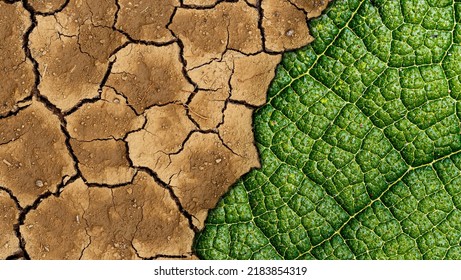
0 0 329 259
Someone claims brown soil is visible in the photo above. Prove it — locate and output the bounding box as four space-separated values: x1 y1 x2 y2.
0 190 20 258
0 1 35 116
0 0 330 259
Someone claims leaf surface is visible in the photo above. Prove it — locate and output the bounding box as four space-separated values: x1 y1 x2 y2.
196 0 461 259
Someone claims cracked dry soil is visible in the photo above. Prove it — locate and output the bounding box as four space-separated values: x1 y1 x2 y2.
0 0 329 260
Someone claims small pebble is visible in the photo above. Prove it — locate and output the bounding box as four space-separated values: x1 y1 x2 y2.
35 180 44 188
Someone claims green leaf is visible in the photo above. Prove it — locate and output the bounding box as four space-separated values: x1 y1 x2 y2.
195 0 461 259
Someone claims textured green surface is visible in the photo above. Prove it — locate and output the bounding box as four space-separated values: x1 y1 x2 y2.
195 0 461 259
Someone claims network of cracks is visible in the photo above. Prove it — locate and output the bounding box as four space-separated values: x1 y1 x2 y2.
0 0 329 259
